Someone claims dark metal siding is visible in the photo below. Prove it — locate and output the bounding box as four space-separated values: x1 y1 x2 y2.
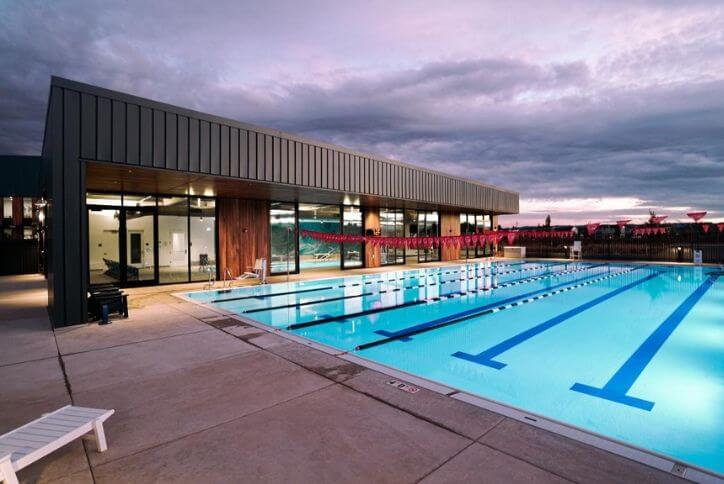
50 77 518 214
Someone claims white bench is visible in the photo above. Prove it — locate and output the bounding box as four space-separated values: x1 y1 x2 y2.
0 405 114 484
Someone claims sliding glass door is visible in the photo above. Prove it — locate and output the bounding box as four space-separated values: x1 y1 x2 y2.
124 208 157 284
417 211 440 262
270 202 298 275
158 197 189 284
380 208 404 265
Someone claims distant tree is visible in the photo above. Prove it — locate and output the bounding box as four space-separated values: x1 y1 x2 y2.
648 209 657 225
544 214 551 227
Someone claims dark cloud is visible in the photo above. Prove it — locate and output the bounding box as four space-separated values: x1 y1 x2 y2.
0 0 722 225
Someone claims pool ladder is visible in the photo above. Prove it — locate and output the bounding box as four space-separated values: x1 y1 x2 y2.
221 268 234 288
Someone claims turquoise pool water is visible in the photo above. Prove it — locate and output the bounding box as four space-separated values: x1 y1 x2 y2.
186 260 723 475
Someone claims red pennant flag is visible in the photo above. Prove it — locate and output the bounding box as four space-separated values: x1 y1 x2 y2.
506 232 517 245
718 223 724 233
702 224 710 233
616 220 631 228
586 223 600 236
687 211 707 222
651 216 667 224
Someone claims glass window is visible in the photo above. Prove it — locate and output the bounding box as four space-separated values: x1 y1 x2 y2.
298 203 341 271
87 192 122 206
270 202 297 274
380 208 404 265
123 194 157 207
3 197 12 222
23 199 33 219
460 213 490 259
342 206 363 268
88 208 121 284
190 198 216 281
23 227 34 240
460 213 473 259
158 197 189 283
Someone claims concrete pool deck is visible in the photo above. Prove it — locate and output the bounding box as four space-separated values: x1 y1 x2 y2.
0 272 693 483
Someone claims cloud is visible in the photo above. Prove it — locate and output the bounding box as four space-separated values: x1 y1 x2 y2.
0 0 722 225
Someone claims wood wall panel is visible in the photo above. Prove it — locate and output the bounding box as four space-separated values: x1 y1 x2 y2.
12 197 24 226
364 208 381 268
218 198 270 277
440 211 461 261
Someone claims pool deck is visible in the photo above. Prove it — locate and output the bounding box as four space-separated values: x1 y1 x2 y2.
0 268 699 483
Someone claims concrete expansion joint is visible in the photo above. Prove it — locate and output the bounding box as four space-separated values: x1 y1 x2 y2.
475 441 577 484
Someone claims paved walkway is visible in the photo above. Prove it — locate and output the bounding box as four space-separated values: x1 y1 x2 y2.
0 274 687 483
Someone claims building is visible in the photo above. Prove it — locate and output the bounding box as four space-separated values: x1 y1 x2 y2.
0 156 46 276
34 77 518 326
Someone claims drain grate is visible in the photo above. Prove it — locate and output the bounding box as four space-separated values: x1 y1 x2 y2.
387 379 420 394
670 463 687 477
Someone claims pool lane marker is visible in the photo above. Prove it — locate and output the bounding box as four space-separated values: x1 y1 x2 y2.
206 261 560 303
209 285 335 303
570 273 720 411
238 262 590 314
355 266 640 350
282 264 607 328
452 270 659 369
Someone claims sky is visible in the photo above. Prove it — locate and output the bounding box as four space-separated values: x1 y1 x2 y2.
1 0 722 226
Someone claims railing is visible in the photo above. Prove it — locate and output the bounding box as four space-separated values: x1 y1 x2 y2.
504 232 724 264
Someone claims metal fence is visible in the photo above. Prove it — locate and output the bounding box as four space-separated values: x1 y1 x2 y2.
505 231 724 264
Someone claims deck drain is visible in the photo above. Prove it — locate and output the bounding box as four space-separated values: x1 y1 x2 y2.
671 463 687 477
387 379 420 394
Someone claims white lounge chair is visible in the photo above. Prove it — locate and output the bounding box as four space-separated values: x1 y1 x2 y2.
237 258 267 283
571 240 582 260
312 249 334 261
0 406 114 484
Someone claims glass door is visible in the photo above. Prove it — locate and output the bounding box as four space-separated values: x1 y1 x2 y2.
88 207 121 285
380 208 404 265
122 207 157 285
158 197 190 284
270 202 298 275
417 211 440 262
342 206 363 269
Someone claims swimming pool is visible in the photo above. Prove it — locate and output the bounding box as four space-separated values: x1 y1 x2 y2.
184 260 723 477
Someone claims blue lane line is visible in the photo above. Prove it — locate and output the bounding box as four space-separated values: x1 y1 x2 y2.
452 270 659 369
373 265 617 342
570 274 719 411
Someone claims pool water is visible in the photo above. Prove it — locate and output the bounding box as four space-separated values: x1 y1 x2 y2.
185 260 723 475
